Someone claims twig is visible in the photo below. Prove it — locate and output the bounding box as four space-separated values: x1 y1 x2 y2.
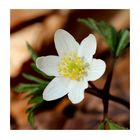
85 88 129 109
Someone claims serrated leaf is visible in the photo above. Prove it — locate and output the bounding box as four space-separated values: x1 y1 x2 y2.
14 83 39 93
26 107 33 113
98 21 117 53
78 18 117 55
26 42 38 62
28 112 34 128
116 29 130 56
78 18 101 33
22 73 46 84
108 120 128 130
31 63 54 80
26 102 43 113
23 87 40 98
28 95 44 104
26 106 36 113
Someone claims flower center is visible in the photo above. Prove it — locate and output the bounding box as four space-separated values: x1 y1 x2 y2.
58 52 88 80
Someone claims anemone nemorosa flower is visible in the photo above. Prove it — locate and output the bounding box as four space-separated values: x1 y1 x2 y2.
36 29 106 104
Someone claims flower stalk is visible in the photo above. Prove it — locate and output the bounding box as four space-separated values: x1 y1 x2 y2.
102 58 116 119
87 58 130 119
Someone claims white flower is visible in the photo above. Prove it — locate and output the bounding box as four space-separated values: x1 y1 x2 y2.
36 29 106 104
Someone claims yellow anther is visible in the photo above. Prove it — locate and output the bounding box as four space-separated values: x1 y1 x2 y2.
58 52 88 80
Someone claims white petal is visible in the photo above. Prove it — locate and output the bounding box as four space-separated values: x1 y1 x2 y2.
78 34 97 63
54 29 79 56
36 55 60 76
86 59 106 81
68 80 88 104
43 77 71 101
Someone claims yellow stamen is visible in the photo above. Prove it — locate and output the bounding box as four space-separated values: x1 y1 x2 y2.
58 52 88 80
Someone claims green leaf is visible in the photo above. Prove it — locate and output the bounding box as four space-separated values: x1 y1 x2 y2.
14 83 39 93
28 95 44 104
31 63 54 80
116 29 130 56
26 106 36 113
108 120 128 130
26 107 33 113
26 103 42 113
98 21 117 53
19 82 48 98
78 18 101 34
26 42 38 62
22 73 46 84
98 119 128 130
23 87 40 98
78 18 117 55
28 112 35 128
98 121 104 130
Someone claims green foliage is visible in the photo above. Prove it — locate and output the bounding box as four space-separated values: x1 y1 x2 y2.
116 29 130 56
78 18 130 57
15 73 49 127
28 111 35 128
22 73 47 84
14 44 54 128
28 95 44 104
31 63 54 80
23 88 41 98
98 119 128 130
98 121 104 130
108 120 128 130
78 18 117 55
27 101 47 128
15 81 47 128
15 83 39 93
26 42 38 62
27 43 54 80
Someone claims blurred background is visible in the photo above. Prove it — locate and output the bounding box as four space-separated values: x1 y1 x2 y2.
10 9 130 129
